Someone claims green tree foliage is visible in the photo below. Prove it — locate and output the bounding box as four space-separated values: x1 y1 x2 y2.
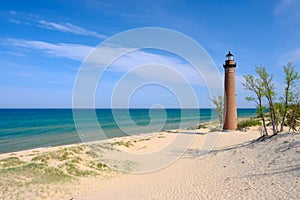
286 101 300 132
243 74 268 136
210 96 223 127
255 66 278 134
244 62 300 135
279 62 300 132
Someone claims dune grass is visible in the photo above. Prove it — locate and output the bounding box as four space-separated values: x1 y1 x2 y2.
0 144 123 198
0 157 27 168
111 140 134 147
0 139 143 198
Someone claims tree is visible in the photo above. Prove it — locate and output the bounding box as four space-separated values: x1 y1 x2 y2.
210 96 224 127
256 66 278 134
279 62 300 132
243 74 268 136
286 99 300 132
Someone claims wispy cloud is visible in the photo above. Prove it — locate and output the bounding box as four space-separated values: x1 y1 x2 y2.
8 10 107 39
9 10 19 15
9 19 22 24
278 48 300 65
4 39 223 91
273 0 300 24
14 72 33 77
274 0 292 14
0 50 26 57
37 20 107 39
5 39 93 61
4 38 224 108
104 49 220 87
77 44 223 90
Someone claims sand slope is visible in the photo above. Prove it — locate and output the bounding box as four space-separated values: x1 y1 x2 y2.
1 129 299 199
71 131 299 200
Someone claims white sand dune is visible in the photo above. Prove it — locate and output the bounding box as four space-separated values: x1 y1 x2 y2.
69 129 299 200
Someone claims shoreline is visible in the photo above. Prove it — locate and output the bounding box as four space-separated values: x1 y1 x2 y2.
1 119 299 199
0 117 259 160
0 118 216 156
0 108 258 154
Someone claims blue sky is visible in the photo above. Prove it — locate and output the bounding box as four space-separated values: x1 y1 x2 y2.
0 0 300 108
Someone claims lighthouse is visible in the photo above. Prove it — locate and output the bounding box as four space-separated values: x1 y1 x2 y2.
223 52 238 131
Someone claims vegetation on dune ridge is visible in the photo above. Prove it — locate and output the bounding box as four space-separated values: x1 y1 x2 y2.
238 118 262 129
243 62 300 136
111 140 134 148
0 143 138 198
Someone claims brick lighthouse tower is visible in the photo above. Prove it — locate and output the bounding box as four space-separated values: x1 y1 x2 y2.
223 52 238 131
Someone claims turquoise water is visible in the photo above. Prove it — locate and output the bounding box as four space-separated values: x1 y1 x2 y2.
0 109 257 153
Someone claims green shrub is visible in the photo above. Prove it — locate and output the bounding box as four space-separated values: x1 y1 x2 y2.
238 119 262 128
197 124 208 129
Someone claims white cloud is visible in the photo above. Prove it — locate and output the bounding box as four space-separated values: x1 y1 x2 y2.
1 51 26 57
37 20 107 39
278 48 300 66
274 0 300 24
4 38 226 108
9 19 21 24
14 72 32 77
9 10 18 15
274 0 297 15
106 51 218 85
85 46 223 89
8 10 107 39
5 39 223 93
5 39 93 61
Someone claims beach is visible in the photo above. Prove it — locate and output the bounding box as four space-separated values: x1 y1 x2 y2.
1 126 299 199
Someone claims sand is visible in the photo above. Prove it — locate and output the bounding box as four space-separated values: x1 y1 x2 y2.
0 127 299 199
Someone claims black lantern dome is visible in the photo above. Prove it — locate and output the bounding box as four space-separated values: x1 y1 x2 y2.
223 51 236 69
226 51 234 61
